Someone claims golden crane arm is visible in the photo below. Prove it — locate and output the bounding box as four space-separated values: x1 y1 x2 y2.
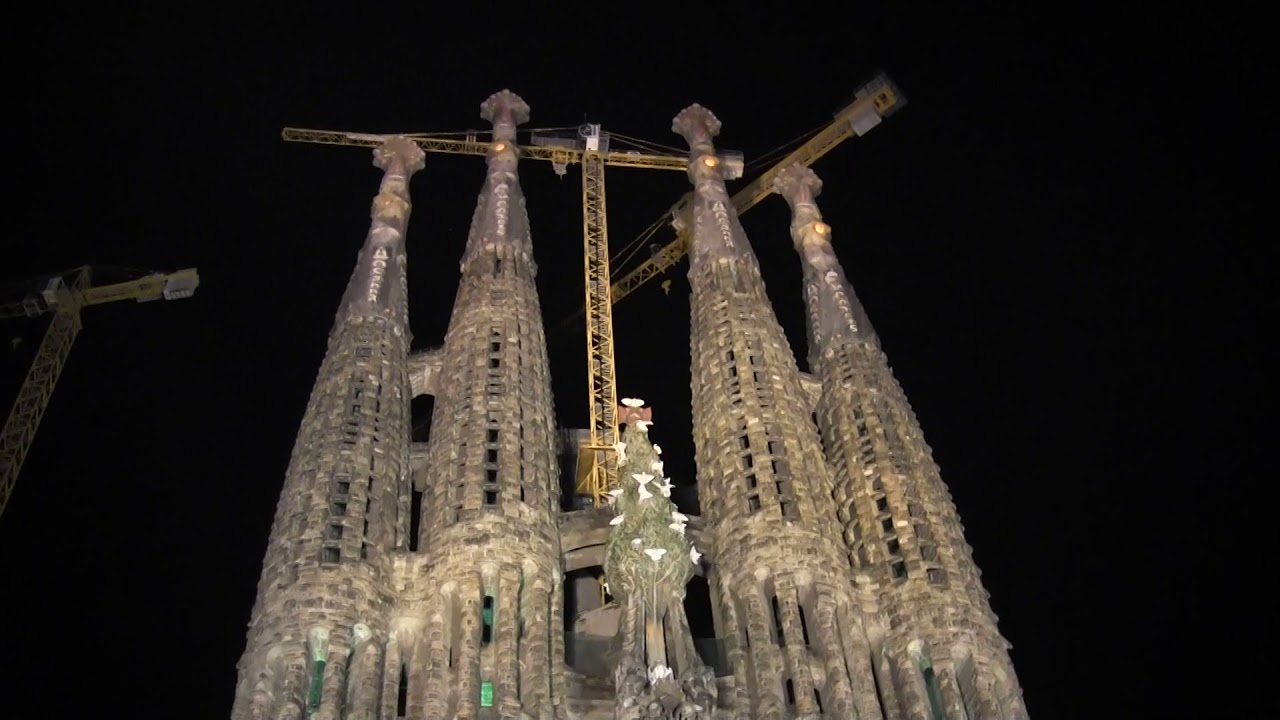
0 267 200 517
281 128 692 172
608 73 905 305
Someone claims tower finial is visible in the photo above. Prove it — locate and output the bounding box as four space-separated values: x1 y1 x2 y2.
480 89 530 142
373 135 426 175
671 103 722 149
772 163 823 207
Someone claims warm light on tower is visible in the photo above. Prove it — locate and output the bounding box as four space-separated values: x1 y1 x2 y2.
701 155 718 168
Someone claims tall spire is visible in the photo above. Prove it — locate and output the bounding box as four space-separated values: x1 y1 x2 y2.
461 90 534 268
412 90 566 720
676 104 886 720
776 162 1030 720
773 162 876 353
230 136 424 720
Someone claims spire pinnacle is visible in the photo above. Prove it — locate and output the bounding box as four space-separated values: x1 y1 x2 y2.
480 89 530 142
773 163 830 251
672 103 721 153
372 135 426 175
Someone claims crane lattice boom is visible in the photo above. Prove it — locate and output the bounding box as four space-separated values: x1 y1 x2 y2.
0 266 200 517
608 73 905 305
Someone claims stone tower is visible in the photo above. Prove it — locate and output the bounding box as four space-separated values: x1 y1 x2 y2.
410 90 566 720
230 136 425 720
675 105 886 720
773 162 1029 719
232 90 1031 720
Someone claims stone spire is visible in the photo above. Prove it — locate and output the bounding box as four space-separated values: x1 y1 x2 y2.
777 163 1030 719
412 90 566 720
603 399 717 719
676 104 884 720
230 136 424 720
772 162 876 353
461 89 534 268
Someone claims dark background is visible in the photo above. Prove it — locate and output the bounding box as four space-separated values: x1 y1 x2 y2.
1 7 1254 718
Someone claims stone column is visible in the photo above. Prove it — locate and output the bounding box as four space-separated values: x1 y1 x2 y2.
455 575 484 718
345 627 380 720
743 591 785 718
495 566 523 715
422 612 451 720
812 592 858 719
519 580 551 714
379 637 401 720
776 582 818 715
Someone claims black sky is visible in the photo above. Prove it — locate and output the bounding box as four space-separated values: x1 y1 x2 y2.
2 8 1257 719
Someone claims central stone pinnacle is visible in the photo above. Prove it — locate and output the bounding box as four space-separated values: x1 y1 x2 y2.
672 103 722 147
481 89 530 141
373 135 426 174
772 163 824 207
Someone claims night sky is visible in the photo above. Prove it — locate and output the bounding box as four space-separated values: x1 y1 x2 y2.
3 8 1252 719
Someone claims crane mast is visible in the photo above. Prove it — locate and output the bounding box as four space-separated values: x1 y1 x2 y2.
579 126 619 507
0 266 200 517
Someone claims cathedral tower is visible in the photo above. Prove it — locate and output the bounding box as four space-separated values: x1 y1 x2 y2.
676 105 885 720
231 136 424 720
774 162 1029 719
412 90 565 720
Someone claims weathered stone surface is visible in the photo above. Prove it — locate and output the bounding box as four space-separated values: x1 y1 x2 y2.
232 101 1028 720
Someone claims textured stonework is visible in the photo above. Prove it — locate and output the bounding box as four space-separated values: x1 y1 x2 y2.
233 94 1029 720
774 162 1029 719
675 105 883 720
410 90 565 720
230 136 424 720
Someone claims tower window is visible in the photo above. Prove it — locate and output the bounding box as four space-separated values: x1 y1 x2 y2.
482 595 495 645
397 665 408 715
409 488 423 552
876 496 889 513
327 524 344 541
747 495 761 513
892 561 908 579
886 538 901 555
322 547 340 564
480 679 494 707
920 544 937 561
784 678 795 705
484 489 498 505
927 568 946 585
770 595 785 646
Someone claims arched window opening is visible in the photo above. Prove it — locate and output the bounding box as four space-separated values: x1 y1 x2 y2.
784 678 796 706
769 594 785 646
482 595 495 646
396 664 408 716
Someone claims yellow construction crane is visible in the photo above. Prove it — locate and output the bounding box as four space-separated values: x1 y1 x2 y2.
0 266 200 517
608 73 904 305
281 72 902 509
282 124 742 509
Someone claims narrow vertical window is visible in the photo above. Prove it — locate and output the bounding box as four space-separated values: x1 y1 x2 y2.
770 594 785 646
409 488 423 552
396 664 408 716
482 595 495 645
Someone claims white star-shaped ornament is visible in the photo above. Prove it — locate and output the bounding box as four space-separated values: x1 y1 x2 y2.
653 444 662 455
637 484 653 501
609 514 625 525
636 420 652 432
671 511 688 522
632 472 654 485
613 441 627 464
651 460 664 475
668 522 686 534
631 538 642 546
621 398 645 408
657 481 672 498
644 548 667 561
690 547 702 564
